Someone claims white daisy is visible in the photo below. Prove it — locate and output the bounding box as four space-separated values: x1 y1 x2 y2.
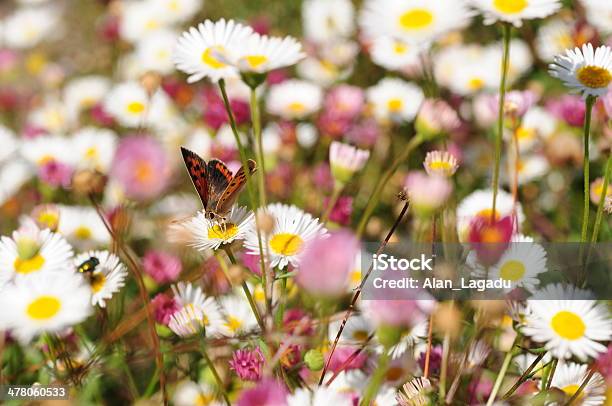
149 0 203 24
172 282 224 336
103 81 150 128
376 320 428 359
20 134 75 169
57 206 110 250
174 19 254 83
3 5 60 49
302 0 355 43
514 107 557 151
434 44 500 95
168 303 208 337
135 29 180 75
63 76 110 123
423 150 459 177
296 123 319 149
473 241 547 291
369 36 423 72
172 206 254 252
0 125 19 165
72 127 118 173
287 387 352 406
119 0 169 43
172 380 222 406
30 204 61 232
366 78 424 123
360 0 474 44
329 315 373 345
513 352 551 376
228 33 305 74
547 361 606 406
218 294 258 337
396 377 432 406
266 79 323 120
74 251 128 308
456 189 525 241
0 221 73 282
296 56 351 88
549 43 612 98
581 0 612 35
244 203 327 270
28 98 69 134
522 284 612 360
470 0 561 27
535 18 574 61
507 154 550 186
0 160 32 208
0 272 91 344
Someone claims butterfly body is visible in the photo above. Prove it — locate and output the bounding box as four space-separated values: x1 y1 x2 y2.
78 257 100 274
180 147 256 224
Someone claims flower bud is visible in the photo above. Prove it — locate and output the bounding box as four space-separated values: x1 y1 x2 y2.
304 349 324 371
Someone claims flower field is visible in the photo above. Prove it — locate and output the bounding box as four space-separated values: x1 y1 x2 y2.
0 0 611 405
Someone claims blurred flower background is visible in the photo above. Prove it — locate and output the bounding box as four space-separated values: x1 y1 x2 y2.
0 0 611 404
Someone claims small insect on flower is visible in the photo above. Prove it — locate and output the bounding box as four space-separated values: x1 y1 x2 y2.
180 147 256 228
77 256 100 274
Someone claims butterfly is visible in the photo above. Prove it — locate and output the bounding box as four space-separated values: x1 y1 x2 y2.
180 147 256 225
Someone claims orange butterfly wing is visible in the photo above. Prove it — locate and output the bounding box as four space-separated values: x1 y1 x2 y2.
216 159 257 214
180 147 209 208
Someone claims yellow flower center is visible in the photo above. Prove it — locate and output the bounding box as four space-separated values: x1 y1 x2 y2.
551 310 585 340
195 393 214 406
38 212 59 229
201 46 226 69
352 330 369 342
394 42 408 54
168 0 180 11
398 8 434 30
493 0 528 14
499 260 526 281
244 55 268 69
288 102 306 113
225 316 243 332
516 127 535 141
26 295 61 320
126 101 145 115
577 65 612 88
480 227 504 244
562 384 582 398
85 146 99 160
207 223 238 240
145 19 159 30
74 226 92 240
14 254 46 274
135 160 153 184
270 233 303 256
429 161 453 172
468 77 485 90
387 98 404 112
90 273 106 293
477 209 500 221
350 269 361 285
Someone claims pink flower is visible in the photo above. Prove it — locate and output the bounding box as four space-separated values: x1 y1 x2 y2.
488 90 538 118
546 95 586 127
415 99 461 137
418 345 442 375
404 171 453 216
312 163 334 192
468 377 493 405
602 88 612 119
151 293 180 325
90 103 114 126
468 215 515 266
325 196 353 226
142 250 182 284
325 345 367 373
296 230 359 297
325 85 365 119
111 135 170 201
39 160 73 188
283 309 315 335
595 344 612 380
229 347 265 381
236 379 288 406
202 88 250 130
346 119 381 147
317 112 353 138
242 253 262 276
363 299 433 328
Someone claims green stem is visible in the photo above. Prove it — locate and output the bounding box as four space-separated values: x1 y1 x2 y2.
222 246 265 330
322 184 343 225
486 337 517 406
581 95 596 242
491 23 512 219
590 155 611 243
439 329 451 399
502 351 546 399
356 134 424 237
250 88 267 207
360 351 390 406
218 79 269 320
274 276 287 328
200 339 231 406
544 358 558 390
